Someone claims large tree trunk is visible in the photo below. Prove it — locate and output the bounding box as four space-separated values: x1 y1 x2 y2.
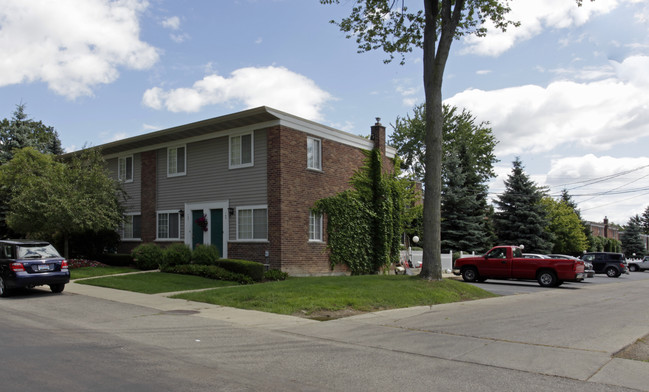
419 0 463 280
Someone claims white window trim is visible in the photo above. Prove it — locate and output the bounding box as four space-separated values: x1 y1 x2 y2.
309 211 323 242
121 212 141 241
235 205 268 242
156 210 182 241
229 132 254 169
118 155 134 183
307 137 322 171
167 145 187 177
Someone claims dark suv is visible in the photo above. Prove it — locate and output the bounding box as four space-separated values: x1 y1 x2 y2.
581 252 628 278
0 240 70 297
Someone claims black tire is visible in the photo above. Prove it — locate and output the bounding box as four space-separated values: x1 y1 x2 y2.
0 276 7 297
537 270 557 287
605 267 620 278
50 284 65 294
461 267 479 282
629 264 638 272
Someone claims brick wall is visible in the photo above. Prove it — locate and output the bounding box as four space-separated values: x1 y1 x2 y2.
266 124 393 276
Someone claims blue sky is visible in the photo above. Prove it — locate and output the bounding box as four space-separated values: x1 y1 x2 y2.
1 0 648 225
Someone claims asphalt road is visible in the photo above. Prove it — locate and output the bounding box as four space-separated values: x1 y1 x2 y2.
465 270 649 296
1 277 648 391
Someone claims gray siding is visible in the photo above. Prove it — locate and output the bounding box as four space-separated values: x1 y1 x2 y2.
107 155 141 212
156 129 268 239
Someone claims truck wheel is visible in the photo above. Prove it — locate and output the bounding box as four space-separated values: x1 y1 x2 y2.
537 270 557 287
629 264 638 272
461 267 479 282
605 267 620 278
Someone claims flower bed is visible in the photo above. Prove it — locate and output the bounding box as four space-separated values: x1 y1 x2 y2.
67 259 109 269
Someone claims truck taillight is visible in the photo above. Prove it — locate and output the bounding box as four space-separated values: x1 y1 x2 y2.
10 262 25 272
61 260 68 269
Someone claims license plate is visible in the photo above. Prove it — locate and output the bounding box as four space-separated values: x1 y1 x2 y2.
37 264 52 271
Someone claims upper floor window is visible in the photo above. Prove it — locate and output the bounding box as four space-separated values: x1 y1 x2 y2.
118 156 133 182
168 145 186 177
236 206 267 241
309 211 323 242
157 211 180 240
307 137 321 170
230 133 253 168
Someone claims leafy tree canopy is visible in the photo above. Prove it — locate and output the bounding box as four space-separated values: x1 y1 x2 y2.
0 104 63 164
0 147 124 257
541 197 588 255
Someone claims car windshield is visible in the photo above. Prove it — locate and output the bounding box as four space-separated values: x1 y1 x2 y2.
17 244 61 259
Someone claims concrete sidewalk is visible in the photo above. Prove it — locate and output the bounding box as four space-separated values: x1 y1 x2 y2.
66 277 649 391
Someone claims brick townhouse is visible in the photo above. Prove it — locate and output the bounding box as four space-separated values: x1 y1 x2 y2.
93 106 395 276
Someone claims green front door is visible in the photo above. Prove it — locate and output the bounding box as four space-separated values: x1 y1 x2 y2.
210 209 224 258
191 210 204 249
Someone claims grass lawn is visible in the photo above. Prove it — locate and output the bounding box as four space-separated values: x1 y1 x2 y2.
76 272 239 294
171 275 497 318
71 266 138 280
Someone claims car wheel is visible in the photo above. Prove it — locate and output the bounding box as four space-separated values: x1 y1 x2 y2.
461 267 479 282
605 267 620 278
0 276 7 297
50 284 65 293
629 264 638 272
537 270 557 287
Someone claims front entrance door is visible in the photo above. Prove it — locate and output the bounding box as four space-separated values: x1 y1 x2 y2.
210 209 223 257
191 210 205 249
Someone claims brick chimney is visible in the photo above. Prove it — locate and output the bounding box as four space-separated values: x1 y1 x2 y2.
370 117 386 156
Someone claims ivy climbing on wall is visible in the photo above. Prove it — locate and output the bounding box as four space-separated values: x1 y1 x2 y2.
314 148 413 274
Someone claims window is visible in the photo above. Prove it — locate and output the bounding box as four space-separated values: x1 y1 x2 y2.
122 214 141 240
309 211 323 241
118 156 133 182
158 211 180 240
307 137 321 170
237 206 267 240
168 146 186 176
229 133 253 168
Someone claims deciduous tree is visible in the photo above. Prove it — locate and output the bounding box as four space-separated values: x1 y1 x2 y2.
541 197 588 255
321 0 516 280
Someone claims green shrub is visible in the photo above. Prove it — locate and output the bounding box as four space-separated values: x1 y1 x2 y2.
192 244 220 265
97 253 133 267
163 243 192 267
131 243 163 270
264 269 288 281
161 264 253 284
212 259 264 281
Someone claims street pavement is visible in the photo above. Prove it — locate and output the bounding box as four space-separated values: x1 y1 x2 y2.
61 277 649 391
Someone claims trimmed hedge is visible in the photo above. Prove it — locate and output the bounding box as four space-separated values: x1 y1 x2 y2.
161 264 253 284
210 259 264 282
131 243 163 270
192 244 220 264
163 243 192 267
264 269 289 281
97 253 133 267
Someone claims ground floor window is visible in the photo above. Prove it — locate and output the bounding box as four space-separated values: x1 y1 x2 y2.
122 213 141 240
237 206 267 240
309 211 323 241
158 211 180 240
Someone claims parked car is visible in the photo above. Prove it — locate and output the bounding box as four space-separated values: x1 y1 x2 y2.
548 254 595 278
627 256 649 272
0 240 69 297
522 253 550 259
580 252 628 278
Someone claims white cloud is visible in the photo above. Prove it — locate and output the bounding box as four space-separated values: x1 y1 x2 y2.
162 16 180 30
445 55 649 156
0 0 159 99
544 155 649 223
462 0 621 56
142 66 333 121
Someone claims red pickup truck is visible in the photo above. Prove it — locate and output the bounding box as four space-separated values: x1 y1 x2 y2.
453 245 586 287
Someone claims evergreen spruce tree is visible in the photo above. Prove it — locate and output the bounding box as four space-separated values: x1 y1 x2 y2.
493 158 553 253
621 215 645 257
641 206 649 235
441 145 490 253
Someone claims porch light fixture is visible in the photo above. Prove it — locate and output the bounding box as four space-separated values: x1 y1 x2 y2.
228 207 234 216
178 209 184 217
